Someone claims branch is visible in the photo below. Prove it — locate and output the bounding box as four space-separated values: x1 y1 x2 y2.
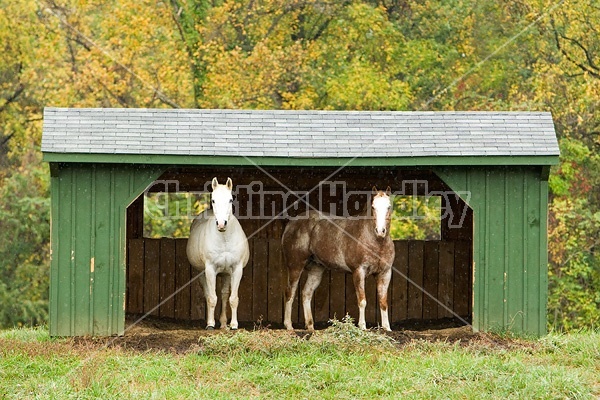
551 18 600 79
0 81 25 113
242 0 256 30
95 80 131 108
564 72 586 78
0 133 14 147
169 1 196 57
559 34 599 72
559 238 600 268
168 0 206 106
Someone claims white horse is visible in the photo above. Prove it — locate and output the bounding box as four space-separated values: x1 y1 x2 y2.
187 177 250 330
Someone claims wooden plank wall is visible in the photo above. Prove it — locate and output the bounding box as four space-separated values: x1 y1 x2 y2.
127 238 472 326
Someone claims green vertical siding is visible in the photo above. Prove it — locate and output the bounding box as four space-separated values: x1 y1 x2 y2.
73 167 92 336
487 169 505 329
506 169 525 332
435 166 549 336
539 180 549 333
91 166 112 335
49 163 164 336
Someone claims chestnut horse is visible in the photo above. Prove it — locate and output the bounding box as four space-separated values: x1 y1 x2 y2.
282 187 395 331
187 177 250 330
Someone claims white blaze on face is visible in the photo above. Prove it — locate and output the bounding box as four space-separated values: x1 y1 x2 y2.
211 178 234 232
372 194 391 238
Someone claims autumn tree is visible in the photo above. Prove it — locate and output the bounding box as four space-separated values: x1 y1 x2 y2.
37 0 194 109
0 0 599 330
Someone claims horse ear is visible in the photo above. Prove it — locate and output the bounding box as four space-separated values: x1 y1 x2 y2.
211 177 219 190
372 186 378 194
386 186 392 196
226 177 233 190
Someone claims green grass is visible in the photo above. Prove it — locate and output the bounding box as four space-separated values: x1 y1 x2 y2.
1 321 598 399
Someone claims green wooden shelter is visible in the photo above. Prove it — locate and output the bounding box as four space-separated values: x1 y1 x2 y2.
42 108 559 336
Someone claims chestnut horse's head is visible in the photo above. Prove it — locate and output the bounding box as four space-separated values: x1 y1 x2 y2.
211 177 234 232
371 186 392 238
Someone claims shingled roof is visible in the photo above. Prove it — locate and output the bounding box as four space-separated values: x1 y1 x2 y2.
41 108 559 159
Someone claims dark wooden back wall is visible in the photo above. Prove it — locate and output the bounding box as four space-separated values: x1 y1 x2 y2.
126 238 471 327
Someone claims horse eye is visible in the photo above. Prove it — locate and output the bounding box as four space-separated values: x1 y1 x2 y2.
211 200 215 204
229 199 233 203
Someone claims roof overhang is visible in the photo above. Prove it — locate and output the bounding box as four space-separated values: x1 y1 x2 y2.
43 152 559 166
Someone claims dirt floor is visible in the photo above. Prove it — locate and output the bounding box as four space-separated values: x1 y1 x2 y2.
70 316 503 354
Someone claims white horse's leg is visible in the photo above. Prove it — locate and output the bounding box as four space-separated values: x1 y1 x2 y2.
228 263 244 330
203 265 218 329
301 264 324 331
377 268 392 331
284 264 304 330
352 267 367 330
219 274 230 329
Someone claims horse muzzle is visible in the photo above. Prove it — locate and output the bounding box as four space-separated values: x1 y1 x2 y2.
216 219 228 232
375 228 387 238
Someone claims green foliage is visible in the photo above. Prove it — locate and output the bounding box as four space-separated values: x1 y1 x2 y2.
549 138 600 201
0 157 50 328
143 192 209 238
390 195 441 240
547 138 600 331
309 2 412 110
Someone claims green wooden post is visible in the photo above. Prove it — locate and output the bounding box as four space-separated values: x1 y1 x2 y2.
49 163 164 336
435 166 550 336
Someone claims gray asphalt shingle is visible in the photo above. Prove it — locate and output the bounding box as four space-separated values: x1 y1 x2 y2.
41 108 559 158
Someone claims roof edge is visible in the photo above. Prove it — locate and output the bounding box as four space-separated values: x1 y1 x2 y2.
43 106 554 115
42 152 560 167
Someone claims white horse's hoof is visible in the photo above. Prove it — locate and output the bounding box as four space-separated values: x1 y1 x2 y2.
206 325 215 330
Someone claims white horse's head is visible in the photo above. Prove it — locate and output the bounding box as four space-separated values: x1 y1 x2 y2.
211 177 234 232
372 186 392 238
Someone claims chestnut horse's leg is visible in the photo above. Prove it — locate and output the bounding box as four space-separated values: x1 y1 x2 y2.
376 268 392 331
284 262 304 330
301 263 325 331
352 267 368 330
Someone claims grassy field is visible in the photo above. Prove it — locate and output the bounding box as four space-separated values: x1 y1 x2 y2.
1 320 599 399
